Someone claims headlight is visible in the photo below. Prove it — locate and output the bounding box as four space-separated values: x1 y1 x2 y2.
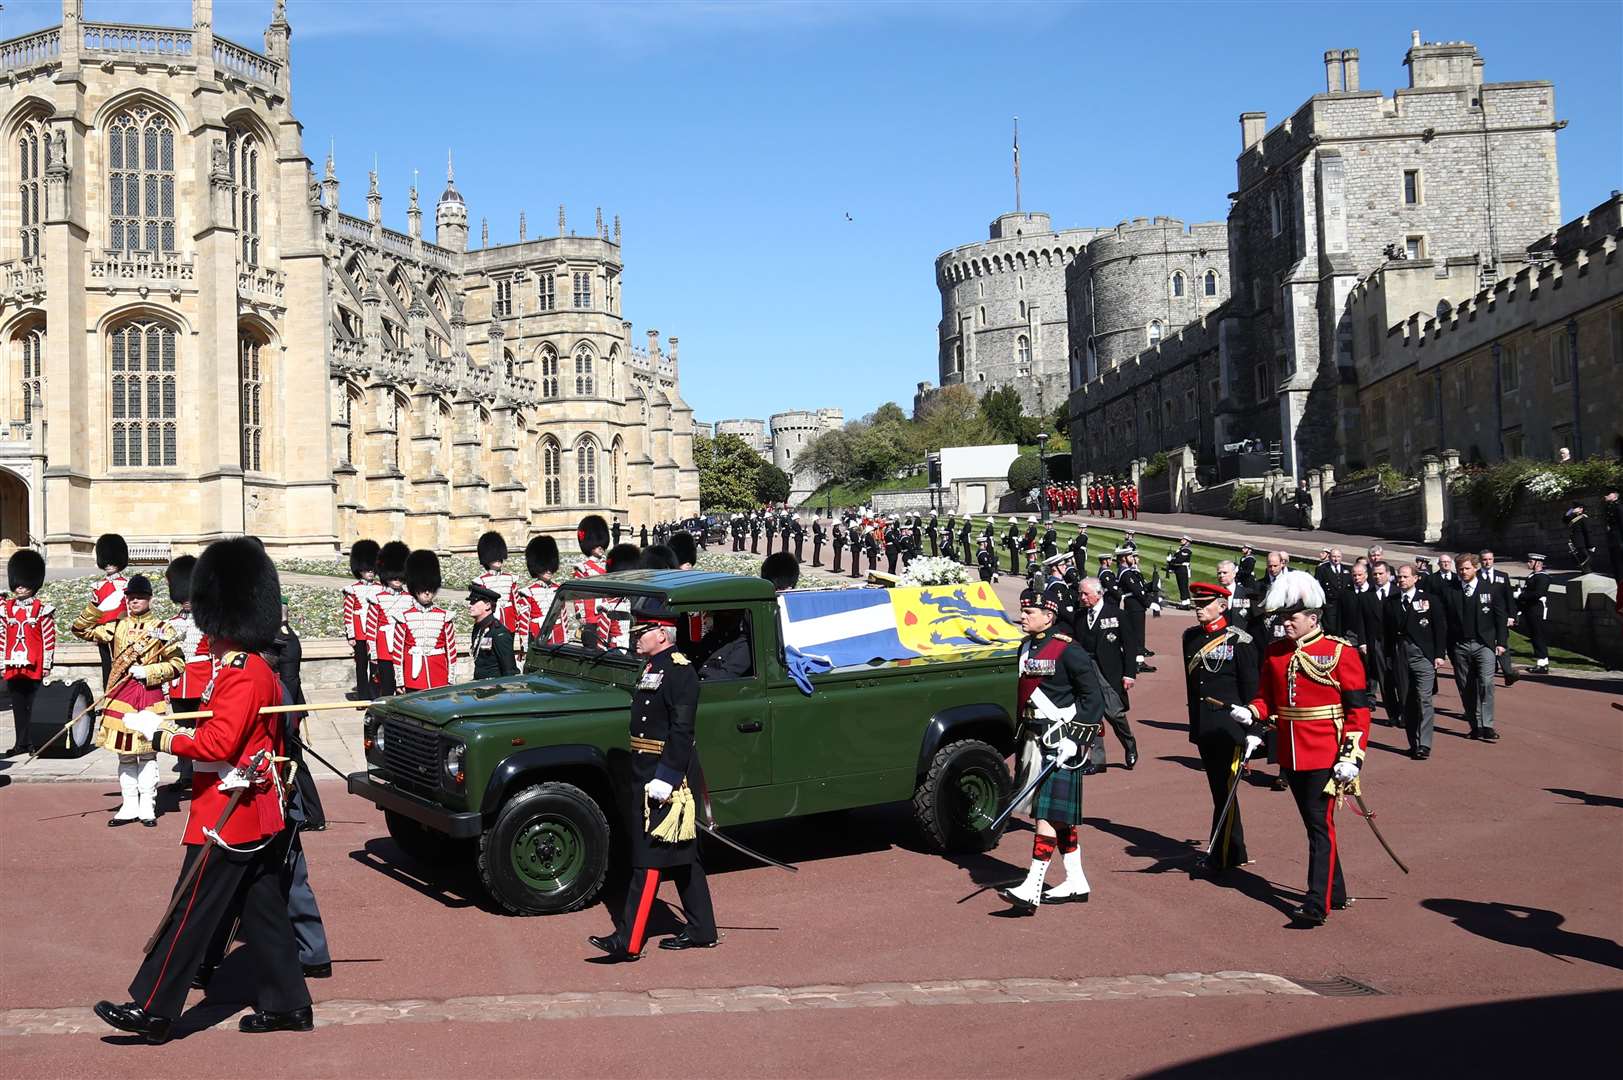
366 718 386 760
443 742 466 788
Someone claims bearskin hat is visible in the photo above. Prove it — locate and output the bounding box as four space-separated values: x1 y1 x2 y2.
577 514 610 555
667 531 697 567
378 541 410 583
477 530 509 570
95 533 129 572
349 539 380 579
525 535 560 578
191 537 281 651
164 554 197 605
405 549 442 596
605 543 641 573
639 544 679 571
7 549 45 593
761 551 800 591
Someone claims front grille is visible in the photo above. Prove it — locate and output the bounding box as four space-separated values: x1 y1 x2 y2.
381 718 441 798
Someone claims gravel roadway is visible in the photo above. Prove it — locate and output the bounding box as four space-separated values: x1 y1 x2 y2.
2 583 1619 1078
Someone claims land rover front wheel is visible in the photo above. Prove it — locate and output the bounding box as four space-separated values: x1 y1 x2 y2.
479 782 611 915
913 739 1010 853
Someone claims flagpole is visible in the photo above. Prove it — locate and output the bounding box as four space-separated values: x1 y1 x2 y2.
1013 117 1021 214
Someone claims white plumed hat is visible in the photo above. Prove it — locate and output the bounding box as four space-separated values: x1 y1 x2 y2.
1264 569 1327 614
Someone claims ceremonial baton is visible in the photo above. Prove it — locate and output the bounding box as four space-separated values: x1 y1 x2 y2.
162 700 375 723
141 750 271 955
1350 791 1410 874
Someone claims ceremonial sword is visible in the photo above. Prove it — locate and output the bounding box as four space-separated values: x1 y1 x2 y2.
1348 791 1410 874
1203 736 1260 861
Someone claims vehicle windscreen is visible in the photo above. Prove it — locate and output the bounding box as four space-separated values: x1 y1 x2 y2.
529 582 652 667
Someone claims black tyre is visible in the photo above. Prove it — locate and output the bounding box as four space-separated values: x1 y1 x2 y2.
384 810 466 866
478 782 611 915
912 738 1010 853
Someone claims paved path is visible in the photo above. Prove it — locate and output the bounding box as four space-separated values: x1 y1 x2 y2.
1 593 1618 1076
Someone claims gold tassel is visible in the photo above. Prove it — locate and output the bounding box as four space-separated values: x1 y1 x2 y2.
646 783 697 843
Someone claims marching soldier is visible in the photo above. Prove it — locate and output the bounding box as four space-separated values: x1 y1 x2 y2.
1564 504 1594 570
1022 516 1039 569
976 538 998 582
4 549 54 756
1040 520 1058 561
1237 544 1258 586
864 525 882 578
341 540 383 700
475 531 521 636
849 522 866 578
750 513 762 555
999 586 1104 913
469 583 518 679
1097 553 1119 604
96 537 313 1042
885 523 902 575
573 514 614 648
1516 553 1550 674
1004 517 1021 574
81 533 131 682
1117 550 1154 673
958 517 974 567
1068 524 1088 573
161 556 211 789
1237 570 1370 926
792 517 806 563
1184 582 1260 872
365 542 413 698
76 574 185 827
765 513 777 556
395 551 457 691
1167 536 1193 606
589 600 717 961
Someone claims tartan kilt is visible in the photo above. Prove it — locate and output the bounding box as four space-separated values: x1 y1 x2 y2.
1031 763 1084 825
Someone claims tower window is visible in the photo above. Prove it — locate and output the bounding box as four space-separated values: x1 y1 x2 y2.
1403 169 1421 205
537 273 555 311
494 277 513 318
1204 270 1218 297
109 319 179 467
1171 272 1185 298
572 271 592 309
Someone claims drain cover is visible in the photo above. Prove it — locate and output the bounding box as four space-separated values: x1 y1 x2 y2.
1291 975 1385 997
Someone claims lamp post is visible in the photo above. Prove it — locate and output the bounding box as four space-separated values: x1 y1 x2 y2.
1036 432 1050 523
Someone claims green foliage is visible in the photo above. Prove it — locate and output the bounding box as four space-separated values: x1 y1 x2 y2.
915 384 992 453
755 462 791 505
1341 464 1413 495
1449 457 1623 530
1141 451 1169 480
1007 454 1042 493
1228 483 1261 514
694 433 762 510
979 385 1041 444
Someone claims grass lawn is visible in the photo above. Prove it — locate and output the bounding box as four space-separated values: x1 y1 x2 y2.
805 474 928 509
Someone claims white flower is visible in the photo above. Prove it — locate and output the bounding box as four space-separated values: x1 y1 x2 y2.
898 556 971 587
1523 470 1568 500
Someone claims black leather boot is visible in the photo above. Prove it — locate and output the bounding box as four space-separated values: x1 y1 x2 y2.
93 1000 173 1044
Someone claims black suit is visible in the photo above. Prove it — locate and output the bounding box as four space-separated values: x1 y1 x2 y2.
1074 600 1138 765
1444 579 1508 733
1385 587 1446 753
1315 562 1353 634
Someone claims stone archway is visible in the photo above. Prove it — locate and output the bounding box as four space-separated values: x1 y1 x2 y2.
0 467 28 548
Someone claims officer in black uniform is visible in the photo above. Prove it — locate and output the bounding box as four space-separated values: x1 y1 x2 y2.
1117 551 1154 673
1097 554 1119 605
926 514 940 557
1237 545 1257 585
1167 536 1193 605
829 519 843 573
1183 582 1260 872
958 518 974 567
849 523 866 578
976 539 998 582
810 519 825 567
589 601 717 962
792 518 805 563
1040 522 1058 561
864 527 882 577
468 583 517 679
764 514 777 556
1068 525 1088 574
750 514 762 554
885 524 902 575
1516 553 1550 673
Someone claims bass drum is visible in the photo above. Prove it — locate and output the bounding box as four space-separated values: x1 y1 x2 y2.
28 679 98 759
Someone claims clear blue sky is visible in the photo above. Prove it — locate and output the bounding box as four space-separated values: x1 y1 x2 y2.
11 1 1620 426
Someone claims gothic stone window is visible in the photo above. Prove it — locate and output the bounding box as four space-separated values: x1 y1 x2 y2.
108 106 176 254
16 116 46 260
541 437 562 506
1017 335 1031 366
494 277 513 318
239 332 264 470
14 324 43 424
228 128 260 266
1171 272 1185 298
1148 320 1164 347
110 319 178 467
572 271 591 309
539 345 560 398
537 273 556 311
576 437 598 504
1204 270 1218 297
574 345 594 396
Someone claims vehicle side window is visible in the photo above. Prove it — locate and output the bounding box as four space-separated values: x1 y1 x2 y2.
688 609 755 681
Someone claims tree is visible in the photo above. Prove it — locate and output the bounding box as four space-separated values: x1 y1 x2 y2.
693 433 761 509
979 385 1040 444
1007 453 1043 494
1050 400 1071 437
799 427 856 487
850 423 909 483
755 462 791 505
915 384 991 452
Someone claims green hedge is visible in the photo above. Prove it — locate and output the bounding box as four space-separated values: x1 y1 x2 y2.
1449 457 1623 530
1227 483 1260 515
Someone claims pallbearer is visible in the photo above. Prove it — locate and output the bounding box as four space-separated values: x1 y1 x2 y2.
517 535 565 655
1183 582 1260 872
365 541 412 698
162 555 211 788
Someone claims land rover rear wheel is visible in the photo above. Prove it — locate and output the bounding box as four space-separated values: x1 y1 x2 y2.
479 782 611 915
912 738 1010 853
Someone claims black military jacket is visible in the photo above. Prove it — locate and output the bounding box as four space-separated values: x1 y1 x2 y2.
1072 599 1136 702
1384 587 1446 661
1183 622 1258 745
628 647 703 867
1017 628 1104 728
1444 579 1509 650
471 616 517 679
1118 568 1148 611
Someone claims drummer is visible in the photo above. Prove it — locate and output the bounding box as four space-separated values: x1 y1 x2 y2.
75 575 184 828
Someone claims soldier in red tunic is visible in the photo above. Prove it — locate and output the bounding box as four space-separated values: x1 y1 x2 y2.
365 541 412 697
97 537 312 1043
1238 570 1371 927
162 556 211 788
394 550 457 691
516 535 566 659
76 533 129 683
4 549 54 755
341 540 383 700
474 531 520 635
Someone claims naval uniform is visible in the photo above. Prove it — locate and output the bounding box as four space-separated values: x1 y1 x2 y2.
1184 617 1259 869
611 647 716 955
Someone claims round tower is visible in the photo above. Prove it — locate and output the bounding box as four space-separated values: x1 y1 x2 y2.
435 153 468 252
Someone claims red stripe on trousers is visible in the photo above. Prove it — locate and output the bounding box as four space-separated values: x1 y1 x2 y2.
628 868 660 955
143 845 213 1012
1324 796 1338 914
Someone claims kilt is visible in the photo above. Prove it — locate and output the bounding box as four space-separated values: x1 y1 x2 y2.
1031 762 1084 825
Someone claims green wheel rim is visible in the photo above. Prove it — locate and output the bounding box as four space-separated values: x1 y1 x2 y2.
955 767 999 831
511 815 587 892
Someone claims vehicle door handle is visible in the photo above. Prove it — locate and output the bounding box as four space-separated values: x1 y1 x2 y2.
736 721 763 733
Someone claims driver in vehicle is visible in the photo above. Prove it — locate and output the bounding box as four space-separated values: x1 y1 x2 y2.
697 612 752 682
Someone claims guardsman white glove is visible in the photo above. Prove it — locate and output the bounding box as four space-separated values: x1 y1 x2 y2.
129 665 148 680
122 710 163 739
1229 705 1255 726
1054 737 1079 763
1243 734 1264 759
1332 760 1360 784
645 778 673 803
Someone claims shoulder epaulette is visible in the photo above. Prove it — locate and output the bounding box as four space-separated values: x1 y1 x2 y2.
1054 633 1072 642
224 650 249 668
671 652 690 665
1227 626 1254 644
1326 634 1355 648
